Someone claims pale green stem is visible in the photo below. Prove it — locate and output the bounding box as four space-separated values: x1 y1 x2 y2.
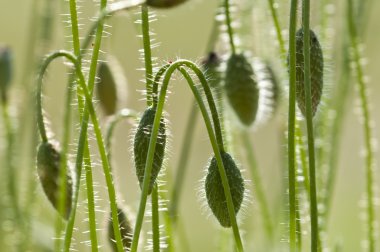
37 51 124 252
288 0 298 251
141 4 154 106
152 184 160 252
224 0 236 54
302 0 320 251
130 61 243 252
347 0 376 250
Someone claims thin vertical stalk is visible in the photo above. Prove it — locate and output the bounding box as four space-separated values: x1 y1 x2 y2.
224 0 236 54
347 0 376 251
241 131 273 240
267 0 286 59
152 185 160 252
141 4 154 106
64 0 99 251
288 0 298 251
302 0 319 251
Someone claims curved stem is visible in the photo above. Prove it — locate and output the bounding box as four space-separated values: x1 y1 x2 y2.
141 4 154 106
224 0 236 54
347 0 376 251
288 0 298 251
302 1 319 251
152 184 160 252
37 51 124 252
105 108 138 160
130 61 244 252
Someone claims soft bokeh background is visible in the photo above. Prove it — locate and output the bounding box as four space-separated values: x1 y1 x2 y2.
0 0 379 251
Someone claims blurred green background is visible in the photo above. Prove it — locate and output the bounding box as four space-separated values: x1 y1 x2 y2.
0 0 380 251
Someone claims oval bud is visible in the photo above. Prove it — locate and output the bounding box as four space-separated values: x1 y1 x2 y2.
133 107 166 195
0 46 12 104
108 206 133 252
36 142 73 219
224 53 259 126
202 52 222 89
205 152 245 228
147 0 188 8
293 28 324 117
96 60 120 116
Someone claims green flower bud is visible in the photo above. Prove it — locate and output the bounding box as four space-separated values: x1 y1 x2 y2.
205 152 244 228
133 107 166 195
36 142 73 219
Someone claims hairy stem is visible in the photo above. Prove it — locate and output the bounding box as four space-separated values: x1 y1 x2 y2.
224 0 236 54
347 0 376 250
141 4 154 106
302 0 320 251
130 61 243 252
288 0 298 250
152 184 160 252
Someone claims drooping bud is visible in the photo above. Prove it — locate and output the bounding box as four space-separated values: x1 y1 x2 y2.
205 152 245 228
293 28 324 117
133 107 166 195
202 52 222 89
108 206 133 252
0 46 12 104
36 142 73 219
224 53 259 126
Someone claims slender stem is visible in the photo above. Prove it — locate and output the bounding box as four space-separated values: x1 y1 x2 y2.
169 103 198 221
295 123 310 199
141 4 154 106
65 0 99 250
302 1 319 251
152 184 160 252
288 0 298 251
347 1 376 251
241 131 273 240
267 0 286 59
37 51 124 252
224 0 236 54
105 108 138 160
130 61 243 252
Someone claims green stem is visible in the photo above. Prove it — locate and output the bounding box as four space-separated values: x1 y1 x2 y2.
169 103 198 221
130 61 243 252
267 0 286 59
105 108 138 159
37 51 124 252
288 0 298 251
152 184 160 252
224 0 236 54
295 123 310 199
347 1 376 251
141 4 154 106
241 131 273 240
302 1 319 251
65 0 99 250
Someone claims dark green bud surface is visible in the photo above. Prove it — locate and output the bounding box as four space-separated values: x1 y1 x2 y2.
294 28 324 117
36 142 73 219
97 61 119 116
0 46 12 104
133 107 166 195
224 53 259 126
147 0 188 8
205 152 244 228
108 207 133 252
202 52 222 89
